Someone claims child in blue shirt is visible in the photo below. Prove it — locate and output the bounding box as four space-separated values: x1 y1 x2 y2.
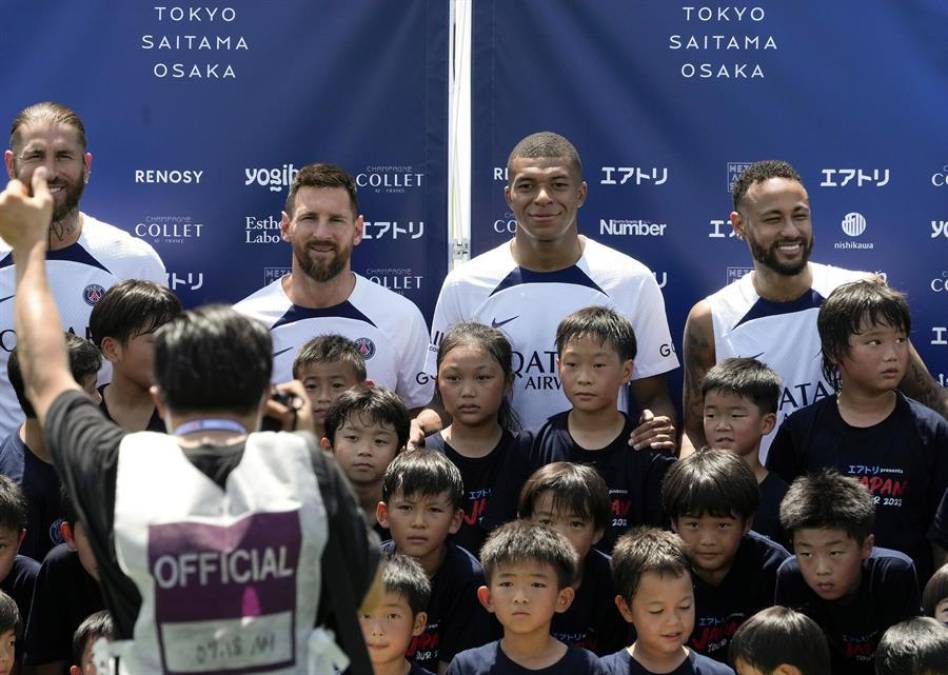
728 606 830 675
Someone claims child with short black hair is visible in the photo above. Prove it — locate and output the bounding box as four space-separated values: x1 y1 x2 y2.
874 617 948 675
70 610 115 675
0 591 18 675
0 335 101 561
377 450 496 673
702 357 788 544
531 307 675 553
775 470 921 675
427 322 531 558
767 279 948 582
324 387 409 538
518 462 628 655
0 476 37 632
728 606 830 675
603 528 735 674
922 562 948 624
446 521 603 674
361 555 434 675
293 334 368 437
662 449 789 662
89 279 181 432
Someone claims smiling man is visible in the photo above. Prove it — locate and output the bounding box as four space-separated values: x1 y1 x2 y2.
419 132 678 440
681 160 947 460
0 102 166 437
234 163 432 412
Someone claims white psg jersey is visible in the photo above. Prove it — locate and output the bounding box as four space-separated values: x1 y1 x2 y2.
709 262 867 461
0 213 166 436
427 238 679 429
234 274 433 409
112 432 328 674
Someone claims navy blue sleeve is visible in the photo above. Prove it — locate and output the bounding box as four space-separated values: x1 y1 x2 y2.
930 487 948 549
765 414 803 484
874 554 922 622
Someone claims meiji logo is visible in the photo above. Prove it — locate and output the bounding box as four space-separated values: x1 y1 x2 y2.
727 162 753 194
263 267 291 284
709 219 737 238
244 164 298 192
354 338 376 360
841 212 867 237
134 169 203 184
727 266 754 284
167 271 204 292
135 216 203 244
599 219 667 237
932 327 948 346
83 284 105 306
931 220 948 238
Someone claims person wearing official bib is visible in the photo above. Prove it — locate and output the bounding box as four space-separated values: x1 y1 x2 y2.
0 168 380 674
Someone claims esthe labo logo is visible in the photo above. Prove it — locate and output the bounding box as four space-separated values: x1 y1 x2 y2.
244 164 298 193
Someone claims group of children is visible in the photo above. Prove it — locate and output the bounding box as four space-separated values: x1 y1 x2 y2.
0 274 945 674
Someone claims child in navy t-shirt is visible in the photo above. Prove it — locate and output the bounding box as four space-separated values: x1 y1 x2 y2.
446 521 604 675
775 470 920 674
518 462 628 655
662 450 789 662
728 606 831 675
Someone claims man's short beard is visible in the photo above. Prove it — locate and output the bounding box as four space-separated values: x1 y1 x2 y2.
296 247 346 283
749 236 813 276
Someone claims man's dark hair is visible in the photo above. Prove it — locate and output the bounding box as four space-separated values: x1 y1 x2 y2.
0 476 27 533
480 521 578 589
89 280 181 349
10 101 87 153
817 279 911 390
0 591 19 639
382 554 431 617
507 131 582 179
518 462 611 535
729 606 831 675
72 610 115 664
9 332 101 419
661 448 759 521
732 160 803 211
436 321 519 431
611 528 690 602
875 617 948 675
285 163 359 218
779 469 875 543
153 305 271 415
702 357 781 415
292 334 367 382
324 387 410 451
381 449 464 509
555 306 637 362
922 562 948 618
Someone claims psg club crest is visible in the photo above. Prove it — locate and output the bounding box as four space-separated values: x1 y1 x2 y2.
83 284 106 306
354 337 376 360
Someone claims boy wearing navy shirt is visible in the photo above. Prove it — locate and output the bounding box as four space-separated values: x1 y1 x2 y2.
293 334 367 439
775 470 921 675
0 336 100 561
446 521 604 674
728 606 831 675
767 280 948 581
0 477 37 635
377 450 496 673
530 307 675 553
518 462 628 655
662 450 790 662
602 529 735 675
701 358 788 545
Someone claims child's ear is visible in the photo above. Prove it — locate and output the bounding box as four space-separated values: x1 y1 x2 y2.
16 529 25 548
319 436 332 452
621 358 633 383
774 666 804 675
555 585 575 614
99 336 121 364
761 412 777 436
614 595 634 623
412 611 428 637
860 534 875 559
448 508 463 535
69 667 81 675
149 386 167 421
376 502 390 529
592 528 605 547
476 585 494 613
61 521 76 549
741 516 754 536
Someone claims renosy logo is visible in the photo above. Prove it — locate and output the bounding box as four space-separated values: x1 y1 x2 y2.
244 164 298 192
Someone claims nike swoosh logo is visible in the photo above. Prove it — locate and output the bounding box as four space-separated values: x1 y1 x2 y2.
491 316 518 329
0 295 13 304
273 346 294 358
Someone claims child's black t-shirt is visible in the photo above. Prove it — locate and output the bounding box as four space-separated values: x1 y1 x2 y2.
767 393 948 580
689 531 789 662
754 472 789 547
382 540 498 671
599 648 736 674
551 548 628 656
529 412 674 553
446 640 605 674
427 430 531 557
774 546 921 675
929 486 948 552
0 554 39 627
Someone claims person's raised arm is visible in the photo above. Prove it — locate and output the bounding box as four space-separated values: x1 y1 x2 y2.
0 169 80 427
680 299 715 457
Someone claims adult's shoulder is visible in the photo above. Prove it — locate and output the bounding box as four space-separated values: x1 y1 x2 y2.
232 277 289 317
809 261 872 292
79 214 166 277
579 237 658 284
898 392 948 433
440 241 517 290
351 274 426 320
